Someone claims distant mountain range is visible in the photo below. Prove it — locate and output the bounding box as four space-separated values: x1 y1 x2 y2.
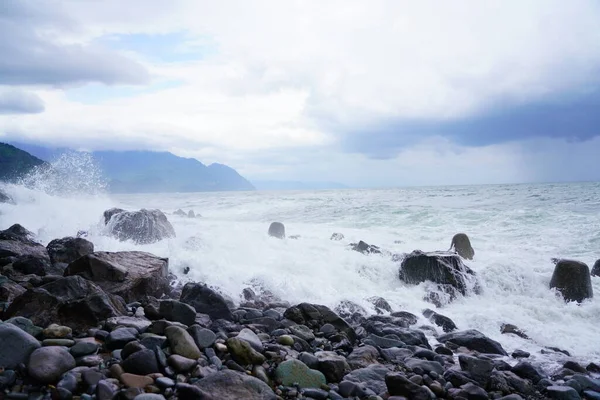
3 142 255 193
253 180 349 190
0 143 46 182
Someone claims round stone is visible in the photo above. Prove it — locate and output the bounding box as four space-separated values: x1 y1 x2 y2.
277 335 294 346
28 347 76 383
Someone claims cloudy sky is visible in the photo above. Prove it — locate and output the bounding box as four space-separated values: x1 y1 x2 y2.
1 0 599 187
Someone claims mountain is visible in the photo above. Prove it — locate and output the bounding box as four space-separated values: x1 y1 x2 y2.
8 142 255 193
0 143 46 182
253 180 349 191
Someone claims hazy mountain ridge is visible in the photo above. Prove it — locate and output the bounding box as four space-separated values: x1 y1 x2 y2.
0 143 46 182
6 142 255 193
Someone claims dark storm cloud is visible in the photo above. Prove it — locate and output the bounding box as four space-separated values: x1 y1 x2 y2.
0 0 149 87
341 88 600 158
0 90 44 114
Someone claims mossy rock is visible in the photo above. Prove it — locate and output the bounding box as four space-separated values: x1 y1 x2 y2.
275 359 327 388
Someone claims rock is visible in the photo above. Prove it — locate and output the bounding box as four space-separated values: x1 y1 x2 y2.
187 210 195 218
226 337 266 365
106 327 138 350
70 341 99 357
330 233 344 241
501 323 529 339
275 359 327 388
165 326 201 359
4 276 126 333
104 208 175 244
545 385 581 400
188 325 216 349
64 251 169 303
398 250 479 296
315 351 351 383
158 299 197 326
12 254 51 276
180 282 233 321
168 354 197 372
43 338 74 346
512 361 546 383
350 241 381 255
449 233 475 260
268 222 285 239
0 278 27 311
134 395 166 400
28 346 76 383
195 369 277 400
344 364 391 395
4 316 43 338
385 372 431 399
563 361 587 374
364 333 405 349
406 358 445 375
459 382 489 400
237 328 264 352
121 349 160 375
0 322 41 369
368 296 392 313
106 316 151 332
289 324 316 342
46 237 94 272
550 260 593 302
43 324 72 338
103 208 126 224
423 308 457 332
284 303 357 344
437 329 508 355
120 373 154 389
0 224 50 267
278 335 294 346
512 349 530 359
592 260 600 277
347 345 379 370
459 355 494 385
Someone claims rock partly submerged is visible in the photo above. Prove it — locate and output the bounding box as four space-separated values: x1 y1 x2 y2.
550 259 593 302
103 208 176 244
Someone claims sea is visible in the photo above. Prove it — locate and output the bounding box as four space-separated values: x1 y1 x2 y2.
1 156 599 371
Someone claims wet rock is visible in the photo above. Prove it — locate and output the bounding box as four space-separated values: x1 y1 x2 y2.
104 208 176 245
406 358 445 375
0 322 41 369
165 326 201 359
563 361 587 374
289 324 316 342
437 329 507 355
368 296 392 313
43 324 72 338
423 308 457 332
512 361 546 383
501 323 529 339
0 224 50 267
459 355 494 385
458 382 489 400
268 222 285 239
226 337 266 365
106 327 138 350
449 233 475 260
188 325 216 349
158 299 196 326
592 260 600 277
512 349 530 359
364 333 405 349
64 251 169 303
330 233 344 241
398 250 479 296
344 364 390 395
347 345 379 369
12 255 51 276
195 369 277 399
28 346 76 383
120 373 153 389
46 237 94 272
43 338 75 346
180 282 233 321
315 351 351 383
385 372 431 399
4 275 126 333
122 349 160 375
236 328 264 352
545 385 581 399
168 354 197 372
4 316 43 337
0 279 27 311
390 311 418 325
550 260 593 302
275 359 326 388
350 241 382 255
278 335 294 346
284 303 357 344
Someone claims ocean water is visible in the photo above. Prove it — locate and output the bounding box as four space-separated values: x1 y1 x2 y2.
2 170 600 371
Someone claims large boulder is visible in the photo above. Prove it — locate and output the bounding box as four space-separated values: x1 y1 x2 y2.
549 260 593 302
0 322 41 369
46 237 94 272
0 225 50 268
398 250 479 296
284 303 357 344
0 276 26 312
179 282 233 321
103 208 175 244
268 222 285 239
437 329 507 355
3 275 127 333
64 251 169 303
449 233 475 260
592 260 600 277
194 370 277 400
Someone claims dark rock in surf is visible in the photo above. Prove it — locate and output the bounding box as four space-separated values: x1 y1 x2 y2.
187 210 195 218
368 296 393 313
0 224 50 267
501 323 529 339
350 240 381 255
591 259 600 277
268 222 285 239
180 282 233 321
398 250 479 296
103 208 175 244
4 275 126 333
449 233 475 260
437 329 508 355
173 209 186 217
549 259 593 302
46 237 94 273
64 251 169 303
423 308 457 332
284 303 357 344
330 232 344 241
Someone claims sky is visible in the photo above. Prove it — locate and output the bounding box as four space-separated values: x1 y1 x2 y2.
0 0 599 187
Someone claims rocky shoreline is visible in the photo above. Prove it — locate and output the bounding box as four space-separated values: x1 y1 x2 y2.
1 209 599 400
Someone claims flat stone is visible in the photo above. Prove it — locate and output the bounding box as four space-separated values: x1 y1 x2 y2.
194 369 276 399
159 300 197 326
43 324 72 339
121 348 160 375
120 373 154 389
165 326 201 359
188 326 216 349
545 385 582 400
0 322 41 369
28 346 76 383
140 333 167 350
275 359 326 388
42 339 75 347
237 328 264 352
155 377 175 388
105 327 138 350
347 345 379 370
289 325 316 342
5 317 43 338
133 395 166 400
105 316 151 332
168 354 197 372
70 341 99 357
226 337 266 365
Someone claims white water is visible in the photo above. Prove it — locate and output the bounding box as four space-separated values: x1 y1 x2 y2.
2 168 600 371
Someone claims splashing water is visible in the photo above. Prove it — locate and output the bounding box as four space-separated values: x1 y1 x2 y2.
1 174 600 371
